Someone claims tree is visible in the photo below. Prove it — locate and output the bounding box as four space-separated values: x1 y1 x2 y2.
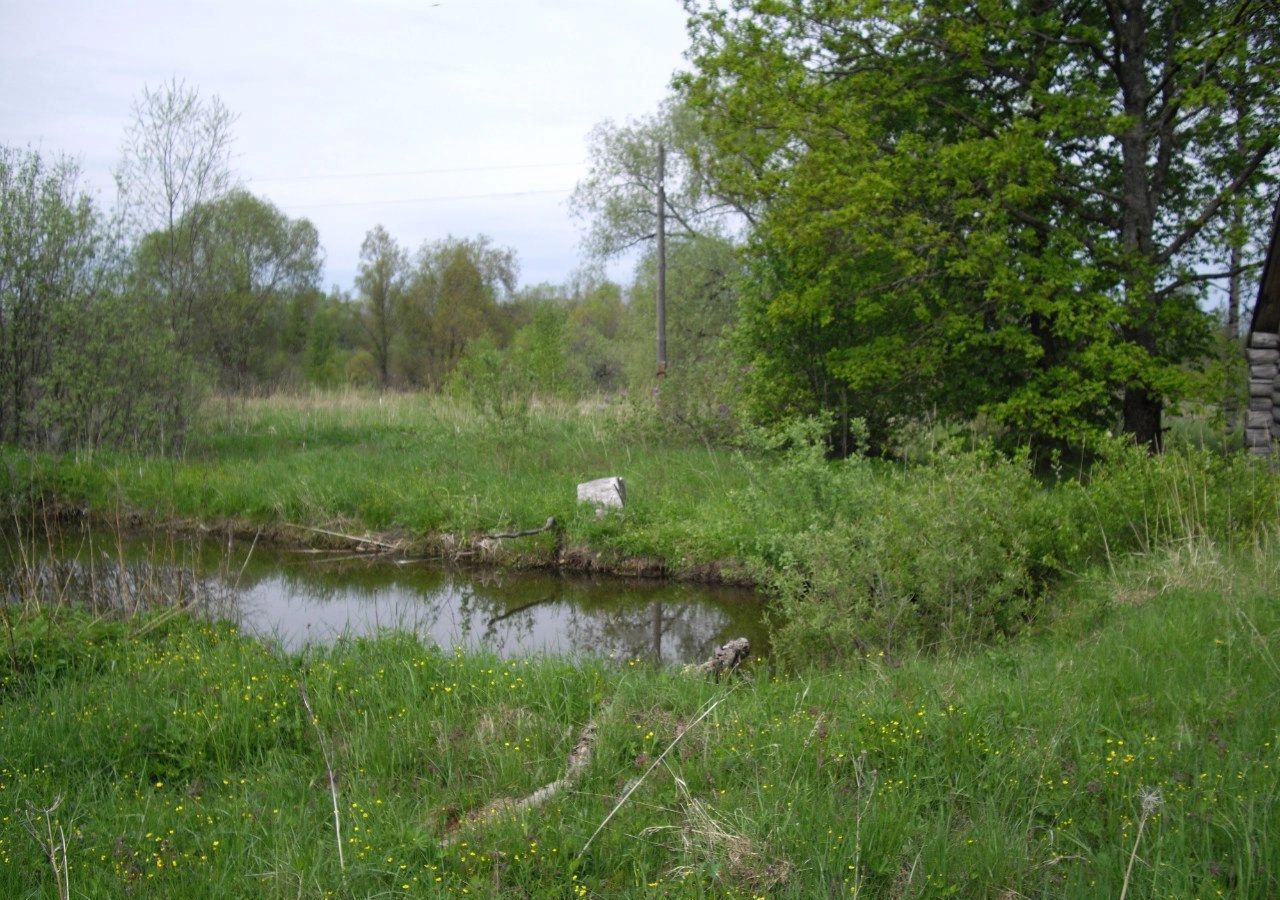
132 190 322 393
399 235 518 387
0 147 104 445
354 226 406 390
1 145 192 451
195 191 322 392
117 79 236 355
623 233 745 439
681 0 1280 451
509 300 575 399
571 100 741 260
565 275 628 392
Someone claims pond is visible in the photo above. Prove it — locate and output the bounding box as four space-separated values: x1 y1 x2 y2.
1 527 767 664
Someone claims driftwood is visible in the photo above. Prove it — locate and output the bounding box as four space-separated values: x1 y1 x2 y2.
483 516 557 541
686 638 751 682
286 523 401 551
442 721 597 844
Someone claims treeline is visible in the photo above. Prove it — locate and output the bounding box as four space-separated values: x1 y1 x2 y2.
0 77 742 453
0 141 739 454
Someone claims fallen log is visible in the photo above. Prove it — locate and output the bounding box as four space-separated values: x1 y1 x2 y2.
285 523 401 551
483 516 557 540
442 720 597 844
686 637 751 682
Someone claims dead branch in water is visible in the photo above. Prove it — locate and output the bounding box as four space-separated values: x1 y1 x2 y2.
285 523 401 552
685 638 752 682
483 516 557 541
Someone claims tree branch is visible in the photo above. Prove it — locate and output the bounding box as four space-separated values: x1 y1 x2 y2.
1156 138 1277 265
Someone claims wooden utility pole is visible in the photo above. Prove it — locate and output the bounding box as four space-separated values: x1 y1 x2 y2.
656 142 667 381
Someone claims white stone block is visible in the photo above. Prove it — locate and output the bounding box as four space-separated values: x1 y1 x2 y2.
1250 332 1280 349
577 476 626 510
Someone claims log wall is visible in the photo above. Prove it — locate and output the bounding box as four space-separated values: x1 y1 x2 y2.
1246 330 1280 455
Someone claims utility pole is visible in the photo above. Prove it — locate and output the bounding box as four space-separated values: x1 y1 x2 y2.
656 141 667 381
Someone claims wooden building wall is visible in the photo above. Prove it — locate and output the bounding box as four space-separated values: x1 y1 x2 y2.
1246 197 1280 455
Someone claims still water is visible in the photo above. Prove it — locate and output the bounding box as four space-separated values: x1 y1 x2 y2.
2 528 767 664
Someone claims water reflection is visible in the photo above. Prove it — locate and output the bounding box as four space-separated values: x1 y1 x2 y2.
1 530 767 664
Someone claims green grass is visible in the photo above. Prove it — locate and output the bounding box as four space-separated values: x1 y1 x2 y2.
2 392 757 570
8 390 1280 662
1 543 1277 898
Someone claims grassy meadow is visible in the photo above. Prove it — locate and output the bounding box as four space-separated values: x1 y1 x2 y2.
2 392 1280 896
2 393 757 575
0 543 1277 898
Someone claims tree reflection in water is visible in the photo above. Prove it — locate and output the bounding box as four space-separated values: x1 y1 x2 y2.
2 527 767 663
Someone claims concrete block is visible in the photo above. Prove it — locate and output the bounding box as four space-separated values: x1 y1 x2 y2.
577 476 626 511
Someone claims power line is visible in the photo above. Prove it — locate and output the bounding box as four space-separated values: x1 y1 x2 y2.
277 187 573 210
248 161 581 183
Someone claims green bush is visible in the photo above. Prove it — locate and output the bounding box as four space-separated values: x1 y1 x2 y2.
747 433 1046 662
748 423 1280 666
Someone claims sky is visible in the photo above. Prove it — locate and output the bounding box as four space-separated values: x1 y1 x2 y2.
0 0 691 291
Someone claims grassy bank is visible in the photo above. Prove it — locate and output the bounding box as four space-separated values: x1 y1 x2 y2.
1 542 1277 897
6 392 1280 661
2 393 757 577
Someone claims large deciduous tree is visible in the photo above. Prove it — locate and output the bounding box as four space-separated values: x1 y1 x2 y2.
355 226 407 390
399 235 518 388
117 78 236 355
198 191 322 392
681 0 1280 451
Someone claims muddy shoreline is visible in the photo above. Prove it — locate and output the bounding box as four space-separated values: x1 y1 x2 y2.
22 502 760 590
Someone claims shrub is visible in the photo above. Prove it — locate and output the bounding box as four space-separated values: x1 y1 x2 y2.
748 424 1280 666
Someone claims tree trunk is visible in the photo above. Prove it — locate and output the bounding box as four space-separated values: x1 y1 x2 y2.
1123 385 1163 452
1225 233 1243 435
1224 78 1247 438
1114 0 1162 452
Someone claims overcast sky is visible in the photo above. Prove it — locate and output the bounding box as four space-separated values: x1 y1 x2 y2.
0 0 690 291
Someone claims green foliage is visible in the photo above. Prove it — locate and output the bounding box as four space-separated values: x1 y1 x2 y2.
747 431 1048 660
397 235 518 389
133 190 323 394
623 235 744 442
680 0 1280 451
303 296 346 387
444 335 528 422
354 225 406 389
570 98 736 259
748 423 1280 663
0 145 195 452
508 301 576 399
